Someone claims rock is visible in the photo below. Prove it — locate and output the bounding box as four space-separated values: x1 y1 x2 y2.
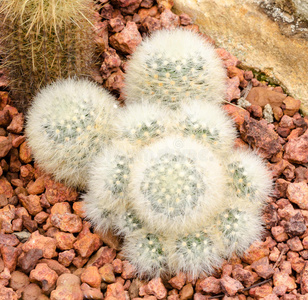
58 250 76 267
9 270 30 291
146 278 168 299
251 257 274 279
179 13 192 25
22 231 57 259
18 249 43 273
226 76 241 102
198 276 221 294
109 22 142 54
287 182 308 210
0 109 11 127
81 266 101 288
50 274 83 300
172 0 308 113
0 245 19 272
242 240 270 264
27 176 45 195
284 212 307 236
240 118 282 159
51 213 83 233
223 104 250 129
100 48 122 80
54 232 76 251
19 141 32 163
105 282 126 300
216 48 239 68
112 259 123 274
18 194 43 216
95 21 109 52
7 113 23 133
273 271 296 292
30 263 58 293
249 283 273 298
109 17 125 32
179 283 194 300
88 246 117 268
34 211 49 224
99 229 120 250
160 9 180 29
168 272 187 290
99 263 115 283
104 69 125 94
44 175 78 205
0 233 19 247
0 136 12 158
39 259 70 276
22 283 45 300
271 226 288 242
141 16 162 32
0 204 15 233
284 133 308 164
74 233 101 258
232 265 257 287
81 283 104 299
287 236 303 252
0 287 18 300
0 177 14 198
301 263 308 294
0 266 11 286
220 275 244 296
22 215 38 232
283 97 301 116
122 260 137 279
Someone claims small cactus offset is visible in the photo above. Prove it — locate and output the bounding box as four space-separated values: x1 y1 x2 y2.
124 29 226 109
26 78 117 190
0 0 95 111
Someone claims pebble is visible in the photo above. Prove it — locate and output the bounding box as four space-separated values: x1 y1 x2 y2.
106 282 126 300
99 263 116 283
18 249 43 273
160 9 180 29
251 257 274 279
273 271 296 291
0 245 19 272
18 194 43 216
287 182 308 210
169 272 187 290
220 275 244 296
284 132 308 164
29 263 58 293
179 283 194 300
81 266 102 288
198 276 222 294
74 232 101 258
51 213 83 233
58 249 75 267
0 287 18 300
50 274 83 300
122 260 137 279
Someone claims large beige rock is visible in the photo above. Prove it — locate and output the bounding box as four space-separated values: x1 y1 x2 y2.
172 0 308 114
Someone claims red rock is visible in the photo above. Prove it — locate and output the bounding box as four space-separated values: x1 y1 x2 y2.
220 275 244 296
99 263 115 283
121 0 143 14
179 13 192 25
51 213 83 233
18 249 43 273
246 87 286 108
122 260 137 279
179 283 194 300
141 16 162 32
11 134 25 148
273 271 296 291
81 266 101 288
18 194 43 216
81 283 104 299
287 236 304 252
273 285 287 296
51 202 71 215
284 132 308 164
232 265 257 287
109 16 125 32
285 212 307 236
105 69 125 94
223 104 250 129
301 263 308 294
249 283 273 298
251 257 274 279
0 287 18 300
74 233 101 258
22 231 57 259
0 233 19 246
216 48 239 68
30 263 58 293
22 215 38 232
0 204 15 233
112 258 123 274
240 118 282 159
7 113 24 134
146 278 167 299
0 136 12 158
263 203 279 229
283 97 301 116
247 104 263 118
0 177 14 199
0 245 19 272
0 266 11 286
294 166 308 183
39 258 70 276
226 76 241 102
0 109 11 127
168 272 187 290
9 270 30 290
289 256 305 273
160 9 180 29
242 240 270 264
100 3 114 19
44 175 78 205
73 256 88 268
106 282 126 300
287 182 308 210
27 176 45 195
100 48 122 79
54 232 76 251
271 226 288 242
58 249 75 267
19 141 32 163
199 276 221 294
109 22 142 54
95 20 109 52
22 283 45 299
140 0 154 8
50 274 83 300
34 211 49 224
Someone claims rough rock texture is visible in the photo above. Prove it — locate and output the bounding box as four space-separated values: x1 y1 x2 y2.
172 0 308 114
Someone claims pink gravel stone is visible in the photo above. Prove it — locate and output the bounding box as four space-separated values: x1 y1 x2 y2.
220 275 244 296
168 272 187 290
287 182 308 210
30 263 58 293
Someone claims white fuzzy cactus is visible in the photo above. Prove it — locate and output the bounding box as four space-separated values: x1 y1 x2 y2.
115 102 169 146
213 200 264 258
124 29 226 109
129 136 226 234
173 101 237 154
26 78 117 189
167 229 223 279
225 149 273 204
123 230 168 278
113 208 144 236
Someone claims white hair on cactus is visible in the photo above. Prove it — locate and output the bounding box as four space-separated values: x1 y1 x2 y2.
173 100 237 154
225 149 273 204
84 142 135 215
128 136 226 234
124 28 226 109
166 229 223 279
213 199 264 258
115 102 169 146
26 78 117 189
123 230 168 278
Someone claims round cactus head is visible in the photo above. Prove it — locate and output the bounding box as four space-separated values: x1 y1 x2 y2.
113 208 144 236
123 230 168 278
174 101 237 154
129 136 225 234
124 28 226 109
167 229 223 279
26 78 117 189
214 200 264 258
115 102 169 147
225 149 273 204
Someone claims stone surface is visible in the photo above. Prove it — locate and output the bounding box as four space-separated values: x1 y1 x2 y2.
172 0 308 113
29 263 58 293
287 182 308 210
50 274 83 300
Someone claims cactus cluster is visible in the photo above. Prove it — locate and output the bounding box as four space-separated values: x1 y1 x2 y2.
25 29 272 279
0 0 95 111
